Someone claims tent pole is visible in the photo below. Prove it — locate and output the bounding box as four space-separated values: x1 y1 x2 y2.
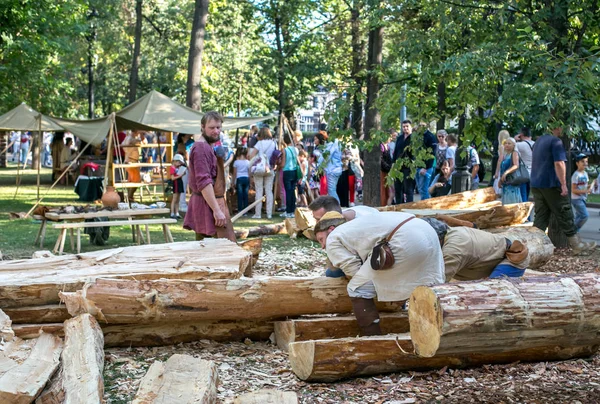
25 142 93 218
37 115 42 200
156 132 167 203
103 114 115 191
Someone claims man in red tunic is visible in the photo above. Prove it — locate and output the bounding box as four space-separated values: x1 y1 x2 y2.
183 111 234 240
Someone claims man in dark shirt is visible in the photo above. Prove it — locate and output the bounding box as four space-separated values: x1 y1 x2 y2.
530 127 595 254
392 120 437 203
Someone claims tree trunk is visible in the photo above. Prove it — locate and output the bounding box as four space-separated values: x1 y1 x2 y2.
379 186 497 211
59 277 403 324
436 81 446 130
362 6 383 206
234 223 287 239
61 314 104 403
129 0 143 104
408 273 600 358
132 354 218 404
288 333 597 382
0 240 250 307
234 390 298 404
0 333 62 403
31 132 40 172
350 0 365 140
186 0 209 110
274 312 409 352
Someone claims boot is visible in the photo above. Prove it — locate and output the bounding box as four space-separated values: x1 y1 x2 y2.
350 297 382 336
568 235 596 255
505 240 529 264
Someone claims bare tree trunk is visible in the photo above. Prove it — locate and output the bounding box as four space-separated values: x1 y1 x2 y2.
274 14 286 129
436 81 446 130
350 0 365 139
186 0 210 110
31 133 40 171
362 6 383 207
129 0 143 104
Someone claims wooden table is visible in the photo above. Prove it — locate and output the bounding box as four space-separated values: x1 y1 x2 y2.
34 208 171 251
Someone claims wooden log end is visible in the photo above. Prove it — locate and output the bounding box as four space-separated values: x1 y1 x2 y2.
288 340 316 381
274 321 296 352
408 286 442 358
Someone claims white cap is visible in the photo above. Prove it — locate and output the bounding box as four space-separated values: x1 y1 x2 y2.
172 154 185 163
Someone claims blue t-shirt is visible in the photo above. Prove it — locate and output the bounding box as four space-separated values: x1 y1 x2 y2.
530 135 566 188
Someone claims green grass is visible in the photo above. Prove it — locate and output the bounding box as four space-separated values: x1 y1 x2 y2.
0 162 312 259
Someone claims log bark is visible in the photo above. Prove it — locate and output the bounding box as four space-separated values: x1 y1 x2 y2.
379 187 497 211
4 305 70 324
234 389 298 404
408 273 600 358
14 320 274 347
289 333 598 382
484 226 554 269
132 354 218 404
60 277 403 324
0 240 249 307
234 223 287 239
35 366 64 404
274 313 409 352
61 314 105 403
294 208 316 231
0 309 14 341
0 333 62 403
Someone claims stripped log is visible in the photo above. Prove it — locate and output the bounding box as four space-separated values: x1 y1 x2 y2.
4 305 70 324
14 319 274 346
408 273 600 358
289 334 598 382
274 313 409 352
294 208 316 231
234 389 298 404
379 187 497 211
0 240 249 307
486 226 554 269
0 333 63 403
132 354 218 404
234 223 287 239
451 202 532 229
61 314 105 403
60 277 402 324
0 309 14 341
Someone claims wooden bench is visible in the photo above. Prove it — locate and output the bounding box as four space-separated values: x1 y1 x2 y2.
52 218 177 254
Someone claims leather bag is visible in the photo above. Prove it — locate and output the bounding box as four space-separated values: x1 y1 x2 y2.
370 217 415 270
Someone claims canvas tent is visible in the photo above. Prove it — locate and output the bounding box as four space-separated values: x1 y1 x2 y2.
0 103 63 132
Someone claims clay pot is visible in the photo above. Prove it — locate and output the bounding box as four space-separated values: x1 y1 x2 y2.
102 186 121 209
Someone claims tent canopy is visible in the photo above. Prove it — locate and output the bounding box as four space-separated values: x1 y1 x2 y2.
0 103 63 132
49 116 113 147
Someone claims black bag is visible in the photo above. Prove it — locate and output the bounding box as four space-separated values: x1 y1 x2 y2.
381 148 393 173
506 152 530 185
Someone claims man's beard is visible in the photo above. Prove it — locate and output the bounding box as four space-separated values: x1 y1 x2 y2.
202 133 219 144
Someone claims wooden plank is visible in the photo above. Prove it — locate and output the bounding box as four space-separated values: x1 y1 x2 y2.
288 333 598 382
0 240 249 308
408 273 600 358
45 208 170 221
53 218 176 229
274 313 409 352
132 354 218 404
0 333 63 403
234 389 298 404
4 305 70 324
59 277 403 324
61 314 104 403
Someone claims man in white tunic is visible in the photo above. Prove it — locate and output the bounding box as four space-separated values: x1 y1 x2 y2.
314 211 445 335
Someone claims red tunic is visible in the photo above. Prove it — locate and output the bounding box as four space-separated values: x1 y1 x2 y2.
183 141 217 236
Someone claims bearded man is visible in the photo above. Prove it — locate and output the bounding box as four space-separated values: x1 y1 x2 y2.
183 111 234 240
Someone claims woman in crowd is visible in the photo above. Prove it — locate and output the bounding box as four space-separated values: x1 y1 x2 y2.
280 134 300 218
248 127 276 219
428 160 453 198
494 130 512 180
314 131 342 202
435 130 448 176
499 138 523 205
380 136 394 206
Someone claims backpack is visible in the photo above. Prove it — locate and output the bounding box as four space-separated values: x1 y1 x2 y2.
270 149 282 169
251 149 271 176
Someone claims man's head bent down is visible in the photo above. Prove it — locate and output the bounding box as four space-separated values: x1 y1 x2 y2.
309 196 343 220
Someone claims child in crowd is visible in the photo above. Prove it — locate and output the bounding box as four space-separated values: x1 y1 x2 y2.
308 153 320 201
571 154 593 232
297 150 309 207
233 148 250 214
169 154 186 219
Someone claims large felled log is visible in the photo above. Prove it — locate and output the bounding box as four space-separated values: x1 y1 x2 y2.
132 354 218 404
408 273 600 358
294 208 316 231
486 226 554 268
0 333 63 403
14 319 274 347
379 187 497 211
60 277 403 324
0 240 249 307
61 314 105 403
0 309 14 341
234 389 298 404
234 223 287 239
289 333 598 382
274 313 409 352
4 305 70 324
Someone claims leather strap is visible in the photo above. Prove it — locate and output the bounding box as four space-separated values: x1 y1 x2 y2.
385 216 415 243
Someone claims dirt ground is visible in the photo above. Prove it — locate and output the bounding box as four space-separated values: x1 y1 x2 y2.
103 246 600 403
